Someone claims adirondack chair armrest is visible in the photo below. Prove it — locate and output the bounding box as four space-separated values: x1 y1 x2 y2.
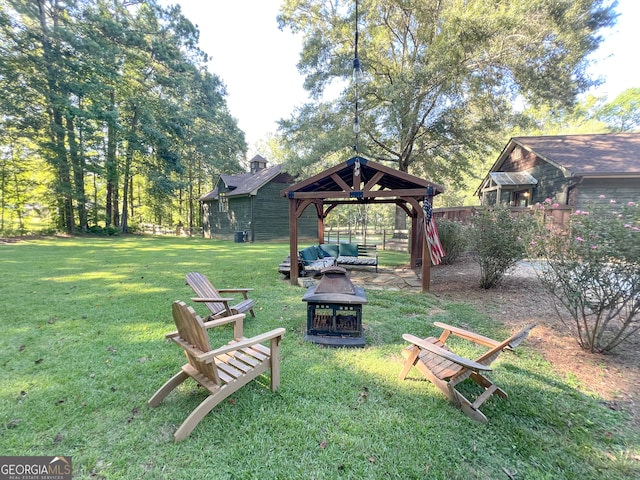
202 313 244 339
191 297 236 303
202 313 245 330
217 288 253 299
201 328 286 361
433 322 501 348
402 334 492 372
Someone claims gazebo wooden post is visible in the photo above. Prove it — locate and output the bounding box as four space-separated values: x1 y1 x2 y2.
409 214 420 269
288 197 299 286
315 200 325 244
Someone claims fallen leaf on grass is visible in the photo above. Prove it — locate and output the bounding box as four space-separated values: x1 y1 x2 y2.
6 419 20 429
604 401 620 411
319 440 327 449
127 407 140 423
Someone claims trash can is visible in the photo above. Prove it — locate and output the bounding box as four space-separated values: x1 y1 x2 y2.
234 231 246 243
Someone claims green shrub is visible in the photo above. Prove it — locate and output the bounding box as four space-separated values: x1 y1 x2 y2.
469 206 529 288
87 225 120 236
436 218 467 265
529 197 640 353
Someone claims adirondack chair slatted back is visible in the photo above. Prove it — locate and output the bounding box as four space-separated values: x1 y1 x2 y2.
185 272 226 317
171 301 219 384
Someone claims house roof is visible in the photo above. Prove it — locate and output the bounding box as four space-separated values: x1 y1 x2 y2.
498 133 640 177
200 163 285 202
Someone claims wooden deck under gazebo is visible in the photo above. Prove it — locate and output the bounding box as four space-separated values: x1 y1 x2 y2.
280 156 444 292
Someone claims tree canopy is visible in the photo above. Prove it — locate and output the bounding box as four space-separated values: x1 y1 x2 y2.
0 0 246 234
276 0 617 190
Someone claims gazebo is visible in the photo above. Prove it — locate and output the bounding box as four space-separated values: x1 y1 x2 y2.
280 156 444 292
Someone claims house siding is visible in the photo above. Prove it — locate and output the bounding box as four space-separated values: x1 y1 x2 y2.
576 178 640 206
203 195 251 240
250 182 317 242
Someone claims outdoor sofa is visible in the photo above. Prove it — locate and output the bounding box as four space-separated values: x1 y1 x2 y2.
299 243 378 274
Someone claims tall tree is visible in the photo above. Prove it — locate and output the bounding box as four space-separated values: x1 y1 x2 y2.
0 0 247 234
595 87 640 132
277 0 616 187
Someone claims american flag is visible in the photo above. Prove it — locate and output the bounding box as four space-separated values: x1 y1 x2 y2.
423 196 445 265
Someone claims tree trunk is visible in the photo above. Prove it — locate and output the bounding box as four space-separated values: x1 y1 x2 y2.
36 0 74 233
67 114 87 232
105 89 118 227
121 106 139 233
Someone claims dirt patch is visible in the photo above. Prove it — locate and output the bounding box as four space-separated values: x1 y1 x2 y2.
429 255 640 426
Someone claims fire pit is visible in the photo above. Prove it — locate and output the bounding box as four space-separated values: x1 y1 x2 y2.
301 266 367 347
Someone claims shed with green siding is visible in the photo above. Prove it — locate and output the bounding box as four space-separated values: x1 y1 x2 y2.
200 155 317 242
477 133 640 208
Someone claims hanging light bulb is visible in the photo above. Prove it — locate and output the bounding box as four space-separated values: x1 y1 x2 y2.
353 115 361 134
353 56 363 83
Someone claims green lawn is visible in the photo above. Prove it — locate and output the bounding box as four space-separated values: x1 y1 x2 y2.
1 236 638 479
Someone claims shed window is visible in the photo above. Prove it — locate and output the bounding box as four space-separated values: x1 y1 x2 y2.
219 193 228 213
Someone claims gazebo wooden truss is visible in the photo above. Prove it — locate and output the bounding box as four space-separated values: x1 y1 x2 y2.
280 156 444 292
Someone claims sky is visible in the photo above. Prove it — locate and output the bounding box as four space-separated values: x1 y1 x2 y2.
161 0 639 151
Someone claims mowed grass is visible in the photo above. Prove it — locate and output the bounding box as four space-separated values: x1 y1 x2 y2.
0 236 638 479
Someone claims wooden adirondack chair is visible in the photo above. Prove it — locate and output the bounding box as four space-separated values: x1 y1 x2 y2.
399 322 536 423
186 272 256 320
148 300 285 442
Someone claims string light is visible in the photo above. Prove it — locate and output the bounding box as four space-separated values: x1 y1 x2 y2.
353 0 361 150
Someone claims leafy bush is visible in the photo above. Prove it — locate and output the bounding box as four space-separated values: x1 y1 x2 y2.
529 198 640 353
87 225 120 236
436 219 467 265
470 206 529 288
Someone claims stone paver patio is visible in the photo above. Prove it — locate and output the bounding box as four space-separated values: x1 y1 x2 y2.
297 266 422 291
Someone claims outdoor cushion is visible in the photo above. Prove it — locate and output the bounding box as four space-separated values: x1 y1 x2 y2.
300 246 319 263
337 255 377 266
305 257 336 271
339 243 359 257
319 244 339 258
314 245 325 258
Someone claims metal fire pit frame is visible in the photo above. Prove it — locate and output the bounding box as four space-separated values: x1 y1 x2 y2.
301 267 367 348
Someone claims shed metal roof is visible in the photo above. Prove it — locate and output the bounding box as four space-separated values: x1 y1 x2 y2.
489 172 538 186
